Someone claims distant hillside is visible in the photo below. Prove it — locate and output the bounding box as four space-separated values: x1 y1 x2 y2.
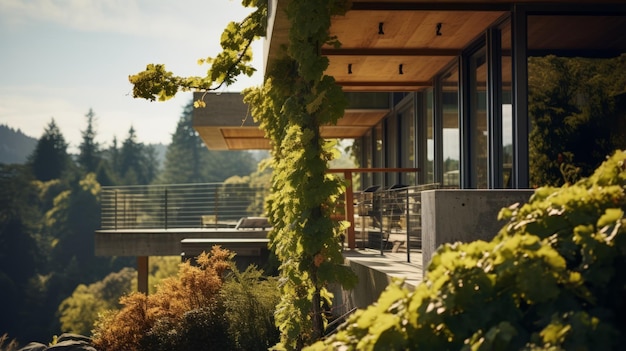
0 124 37 164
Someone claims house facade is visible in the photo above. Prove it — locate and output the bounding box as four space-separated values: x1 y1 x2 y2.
195 0 626 191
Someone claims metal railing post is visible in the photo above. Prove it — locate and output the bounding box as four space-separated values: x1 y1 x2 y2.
164 188 168 230
114 190 118 230
405 187 410 263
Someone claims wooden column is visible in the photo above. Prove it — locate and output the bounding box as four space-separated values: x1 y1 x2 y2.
137 256 149 294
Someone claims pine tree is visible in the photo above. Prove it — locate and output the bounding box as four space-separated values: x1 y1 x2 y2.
117 127 158 185
159 102 205 184
160 101 257 184
78 108 101 173
29 119 71 181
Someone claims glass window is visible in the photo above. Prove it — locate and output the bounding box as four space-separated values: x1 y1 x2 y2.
385 115 399 186
373 121 383 185
469 49 488 188
400 103 416 185
527 14 626 187
361 131 373 188
501 20 513 188
425 89 435 184
442 67 460 188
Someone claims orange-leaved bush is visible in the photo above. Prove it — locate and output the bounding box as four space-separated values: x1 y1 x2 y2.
92 246 232 351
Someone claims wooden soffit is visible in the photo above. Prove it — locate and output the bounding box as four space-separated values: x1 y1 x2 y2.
325 6 505 91
192 92 389 150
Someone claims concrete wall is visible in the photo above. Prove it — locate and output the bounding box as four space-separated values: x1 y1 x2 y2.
421 189 534 273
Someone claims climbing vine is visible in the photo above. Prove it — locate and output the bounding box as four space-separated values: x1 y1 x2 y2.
128 0 356 349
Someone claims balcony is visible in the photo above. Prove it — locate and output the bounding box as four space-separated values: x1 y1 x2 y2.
94 180 439 264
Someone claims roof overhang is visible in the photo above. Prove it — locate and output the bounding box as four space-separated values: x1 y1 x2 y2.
196 0 626 150
193 92 391 150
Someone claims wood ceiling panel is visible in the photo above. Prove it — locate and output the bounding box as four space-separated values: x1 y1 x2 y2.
320 126 372 138
221 128 265 138
327 11 505 50
327 55 452 83
225 138 270 150
339 110 388 126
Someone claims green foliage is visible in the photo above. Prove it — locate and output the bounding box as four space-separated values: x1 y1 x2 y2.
58 267 136 336
529 55 626 187
147 256 180 295
128 0 267 102
221 265 281 350
308 150 626 350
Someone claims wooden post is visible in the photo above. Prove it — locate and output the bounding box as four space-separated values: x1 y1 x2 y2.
137 256 149 294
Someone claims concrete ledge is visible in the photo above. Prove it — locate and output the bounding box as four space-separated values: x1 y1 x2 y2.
95 228 269 256
332 250 423 315
181 238 270 257
421 189 533 273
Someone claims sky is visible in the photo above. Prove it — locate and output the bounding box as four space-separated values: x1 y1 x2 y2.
0 0 264 152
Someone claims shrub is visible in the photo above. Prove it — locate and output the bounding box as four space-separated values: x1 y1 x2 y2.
92 246 280 351
92 246 230 351
221 265 281 351
308 150 626 350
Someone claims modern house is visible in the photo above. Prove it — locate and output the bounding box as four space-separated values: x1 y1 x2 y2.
96 0 626 307
192 0 626 306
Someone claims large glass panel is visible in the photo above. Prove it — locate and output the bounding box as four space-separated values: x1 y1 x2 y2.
385 115 399 186
527 14 626 187
501 20 513 188
400 104 416 185
373 121 383 185
470 48 488 188
442 67 460 188
425 89 435 184
361 131 373 188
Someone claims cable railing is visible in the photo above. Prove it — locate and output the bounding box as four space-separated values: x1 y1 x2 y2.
100 181 439 264
100 183 269 230
354 183 440 262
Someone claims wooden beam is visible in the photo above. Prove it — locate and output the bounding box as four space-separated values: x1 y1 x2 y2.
350 2 511 12
321 48 461 57
338 81 432 87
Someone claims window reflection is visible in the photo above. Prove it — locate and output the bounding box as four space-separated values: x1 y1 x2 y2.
442 67 460 188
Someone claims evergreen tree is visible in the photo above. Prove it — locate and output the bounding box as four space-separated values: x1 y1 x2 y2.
78 108 101 173
0 164 42 340
117 127 158 185
159 102 205 184
160 101 257 184
29 119 70 181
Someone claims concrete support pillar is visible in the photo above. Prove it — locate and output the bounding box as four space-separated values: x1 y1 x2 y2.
137 256 149 294
421 189 533 275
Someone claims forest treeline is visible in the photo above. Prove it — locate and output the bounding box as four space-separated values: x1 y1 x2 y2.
0 101 264 346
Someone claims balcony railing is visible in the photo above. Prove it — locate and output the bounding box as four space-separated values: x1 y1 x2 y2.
100 181 439 264
101 183 269 230
353 183 440 262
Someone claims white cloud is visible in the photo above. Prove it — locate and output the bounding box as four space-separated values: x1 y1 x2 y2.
0 0 253 41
